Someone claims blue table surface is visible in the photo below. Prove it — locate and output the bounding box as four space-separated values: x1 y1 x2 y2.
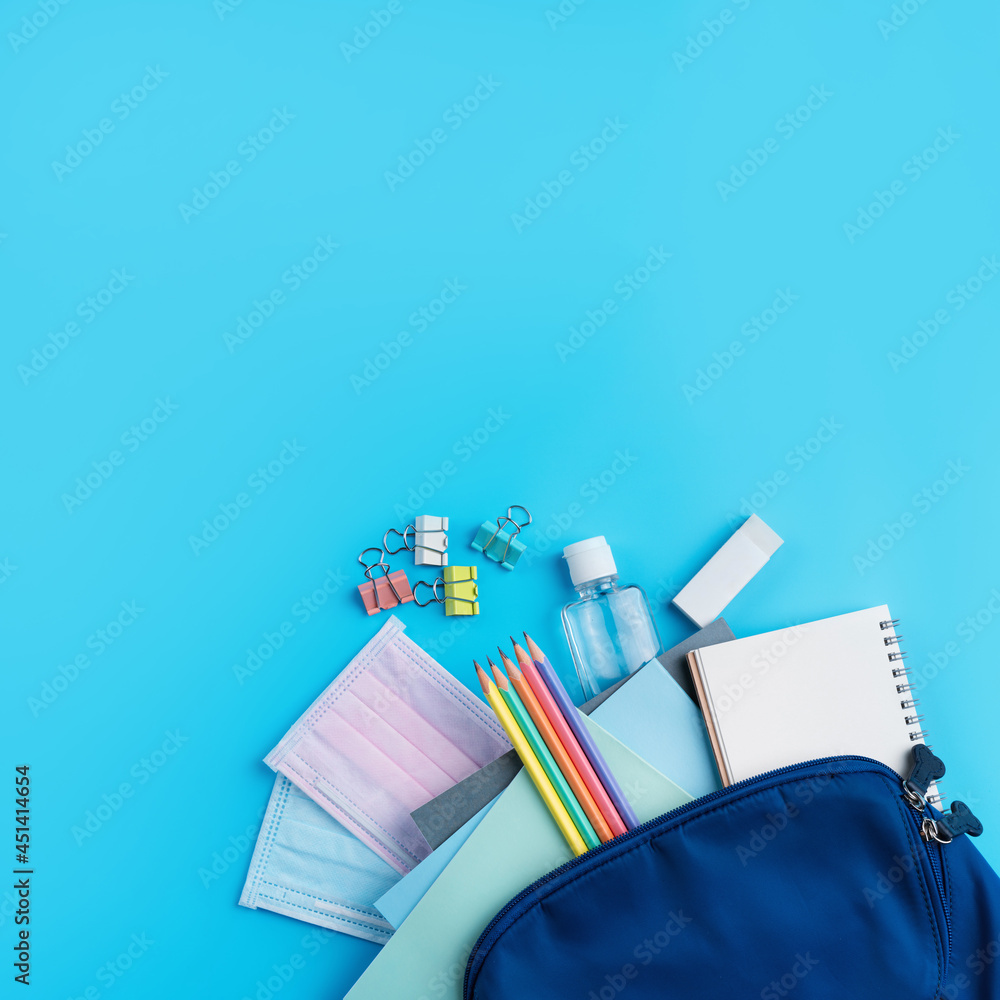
3 1 999 996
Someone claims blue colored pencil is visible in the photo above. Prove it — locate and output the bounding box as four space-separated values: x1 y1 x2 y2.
523 633 639 830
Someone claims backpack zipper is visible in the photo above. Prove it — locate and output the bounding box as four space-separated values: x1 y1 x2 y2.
463 754 950 999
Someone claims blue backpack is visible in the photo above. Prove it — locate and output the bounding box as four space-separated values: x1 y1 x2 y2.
464 752 999 999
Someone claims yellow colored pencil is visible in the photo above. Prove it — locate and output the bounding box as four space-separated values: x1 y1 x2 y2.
475 661 587 856
490 657 600 851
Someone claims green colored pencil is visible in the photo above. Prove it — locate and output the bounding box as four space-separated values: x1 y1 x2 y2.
489 658 600 850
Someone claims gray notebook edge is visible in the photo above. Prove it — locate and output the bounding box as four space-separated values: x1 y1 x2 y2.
411 618 734 848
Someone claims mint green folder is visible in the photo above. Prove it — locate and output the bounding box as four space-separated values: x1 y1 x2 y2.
346 715 692 1000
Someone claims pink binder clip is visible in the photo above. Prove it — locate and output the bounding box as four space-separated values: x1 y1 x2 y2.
357 547 414 616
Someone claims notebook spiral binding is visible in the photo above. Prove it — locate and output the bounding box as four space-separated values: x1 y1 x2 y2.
880 617 942 804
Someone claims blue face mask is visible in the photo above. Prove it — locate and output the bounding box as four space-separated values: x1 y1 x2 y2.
240 775 399 944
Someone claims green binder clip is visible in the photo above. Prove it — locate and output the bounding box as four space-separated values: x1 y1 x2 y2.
471 505 531 570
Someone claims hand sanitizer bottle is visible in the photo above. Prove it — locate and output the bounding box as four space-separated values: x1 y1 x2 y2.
560 536 664 701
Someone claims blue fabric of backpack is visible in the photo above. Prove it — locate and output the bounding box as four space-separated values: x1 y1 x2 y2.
463 755 1000 1000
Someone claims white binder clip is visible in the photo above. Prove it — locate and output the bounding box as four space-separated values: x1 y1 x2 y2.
384 515 449 567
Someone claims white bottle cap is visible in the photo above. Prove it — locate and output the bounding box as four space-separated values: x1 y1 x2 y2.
562 536 618 587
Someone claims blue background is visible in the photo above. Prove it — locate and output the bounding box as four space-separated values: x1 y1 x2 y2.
3 0 999 997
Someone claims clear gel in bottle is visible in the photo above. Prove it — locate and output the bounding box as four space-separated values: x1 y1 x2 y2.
560 536 664 702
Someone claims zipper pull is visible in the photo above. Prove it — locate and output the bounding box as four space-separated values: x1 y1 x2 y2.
937 800 984 841
902 744 946 809
901 746 984 844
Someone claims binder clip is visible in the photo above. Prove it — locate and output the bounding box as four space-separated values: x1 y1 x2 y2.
414 566 479 616
384 516 449 567
471 505 531 570
357 547 414 616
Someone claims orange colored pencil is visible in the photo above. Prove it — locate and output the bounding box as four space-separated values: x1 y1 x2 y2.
511 639 628 838
498 648 614 843
474 661 587 856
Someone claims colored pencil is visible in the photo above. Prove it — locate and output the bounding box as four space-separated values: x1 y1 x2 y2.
523 633 640 830
474 662 587 856
499 648 614 843
512 639 627 837
490 657 600 851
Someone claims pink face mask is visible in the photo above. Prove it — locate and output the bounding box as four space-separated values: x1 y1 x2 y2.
265 616 510 873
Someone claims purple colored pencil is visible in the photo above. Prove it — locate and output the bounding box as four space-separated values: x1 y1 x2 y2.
523 633 639 830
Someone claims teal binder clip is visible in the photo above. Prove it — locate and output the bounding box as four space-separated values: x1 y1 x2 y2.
471 505 531 570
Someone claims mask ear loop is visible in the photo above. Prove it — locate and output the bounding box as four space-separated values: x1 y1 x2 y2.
383 525 416 556
412 578 445 607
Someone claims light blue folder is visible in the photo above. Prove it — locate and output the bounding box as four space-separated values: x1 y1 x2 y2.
590 660 721 798
374 799 496 928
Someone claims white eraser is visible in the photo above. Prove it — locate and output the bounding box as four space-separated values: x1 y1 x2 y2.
672 514 783 627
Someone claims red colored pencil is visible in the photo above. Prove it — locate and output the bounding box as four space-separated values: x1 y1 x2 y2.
511 638 627 837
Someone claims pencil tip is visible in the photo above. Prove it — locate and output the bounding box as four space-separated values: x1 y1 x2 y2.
523 633 543 660
473 660 489 690
487 658 508 690
497 646 514 667
511 639 531 665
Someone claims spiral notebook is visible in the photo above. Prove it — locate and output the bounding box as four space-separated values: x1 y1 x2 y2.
688 606 934 791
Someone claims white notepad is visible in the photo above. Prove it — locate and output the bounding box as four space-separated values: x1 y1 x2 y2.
688 606 927 785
